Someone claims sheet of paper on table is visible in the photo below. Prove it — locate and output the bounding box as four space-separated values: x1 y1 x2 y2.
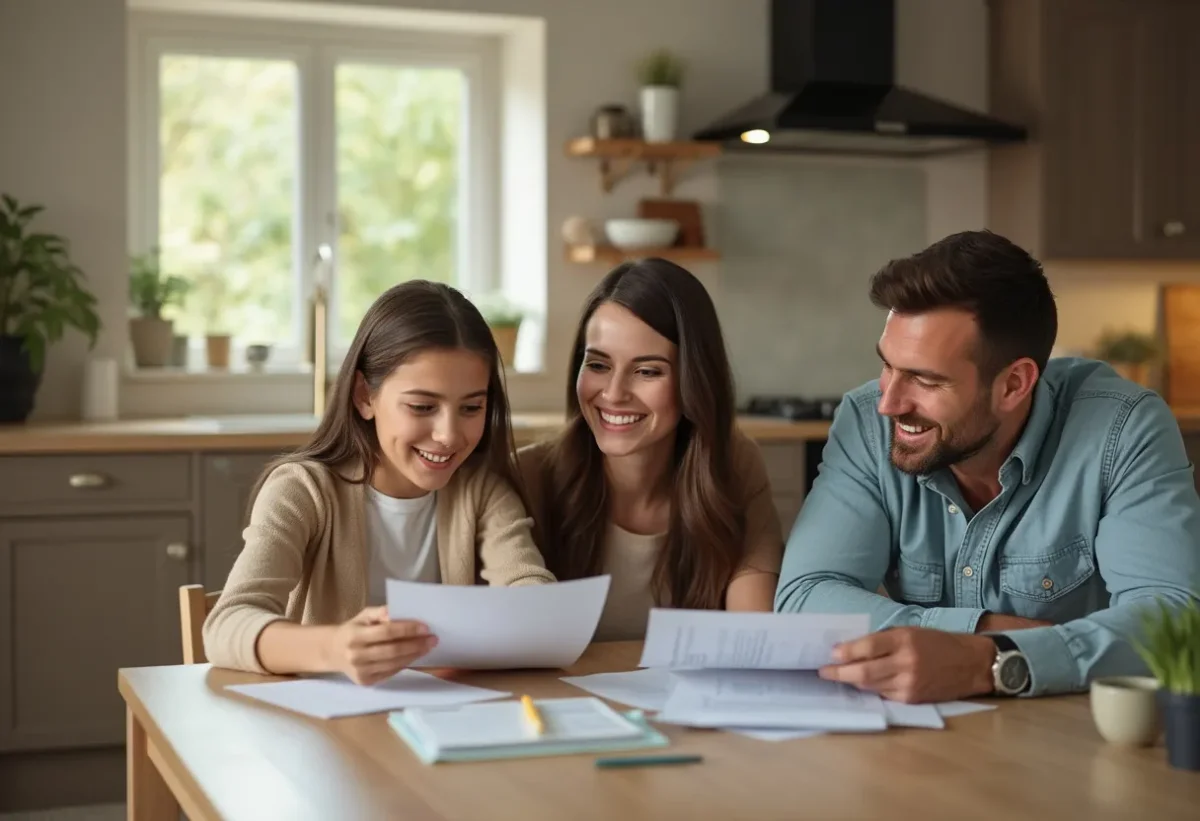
560 670 995 737
386 575 610 669
226 670 510 719
637 609 870 670
657 669 889 731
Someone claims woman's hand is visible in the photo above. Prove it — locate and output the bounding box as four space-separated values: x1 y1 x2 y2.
326 606 438 685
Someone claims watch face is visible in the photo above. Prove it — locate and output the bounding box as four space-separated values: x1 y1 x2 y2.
999 654 1030 692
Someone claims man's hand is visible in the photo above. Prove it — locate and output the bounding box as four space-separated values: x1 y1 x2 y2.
818 627 996 703
977 613 1052 632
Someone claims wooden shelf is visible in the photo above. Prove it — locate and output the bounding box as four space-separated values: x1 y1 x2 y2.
565 137 722 196
565 244 721 265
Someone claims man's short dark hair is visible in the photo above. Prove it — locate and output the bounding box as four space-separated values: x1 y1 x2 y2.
869 230 1057 379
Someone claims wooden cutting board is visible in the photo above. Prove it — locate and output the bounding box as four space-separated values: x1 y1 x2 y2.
1163 284 1200 406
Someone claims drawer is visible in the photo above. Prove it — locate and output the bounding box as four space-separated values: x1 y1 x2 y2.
759 443 806 493
0 454 193 515
773 492 804 536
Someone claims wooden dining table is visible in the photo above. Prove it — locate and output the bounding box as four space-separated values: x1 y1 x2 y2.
118 641 1199 821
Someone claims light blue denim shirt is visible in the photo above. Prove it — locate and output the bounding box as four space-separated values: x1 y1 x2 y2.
775 357 1200 696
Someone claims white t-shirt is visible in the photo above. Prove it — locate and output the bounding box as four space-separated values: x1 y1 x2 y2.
365 486 441 606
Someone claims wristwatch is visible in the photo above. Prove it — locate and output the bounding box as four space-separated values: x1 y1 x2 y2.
989 634 1031 696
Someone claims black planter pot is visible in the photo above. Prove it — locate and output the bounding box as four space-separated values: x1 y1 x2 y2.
1159 690 1200 771
0 335 41 423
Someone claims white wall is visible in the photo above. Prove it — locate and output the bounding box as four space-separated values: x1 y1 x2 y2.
3 0 1008 419
0 0 128 420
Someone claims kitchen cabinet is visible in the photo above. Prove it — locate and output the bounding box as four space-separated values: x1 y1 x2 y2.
201 452 277 589
0 515 190 752
989 0 1200 260
760 442 810 537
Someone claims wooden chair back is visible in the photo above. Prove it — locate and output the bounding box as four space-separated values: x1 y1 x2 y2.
179 584 222 664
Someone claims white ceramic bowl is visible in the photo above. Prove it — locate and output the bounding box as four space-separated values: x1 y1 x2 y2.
604 218 680 249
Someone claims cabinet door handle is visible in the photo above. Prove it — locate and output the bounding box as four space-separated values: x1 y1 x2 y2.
1163 220 1187 238
165 542 190 561
68 472 109 489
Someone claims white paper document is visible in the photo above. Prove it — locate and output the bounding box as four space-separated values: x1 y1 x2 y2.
935 701 998 718
656 669 888 731
386 575 610 669
225 670 509 720
560 668 673 711
728 727 825 742
882 701 945 729
638 609 870 670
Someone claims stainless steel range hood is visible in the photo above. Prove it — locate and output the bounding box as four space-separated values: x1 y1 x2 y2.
693 0 1027 157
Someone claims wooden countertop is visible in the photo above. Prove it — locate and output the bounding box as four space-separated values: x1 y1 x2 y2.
4 405 1199 456
0 413 832 455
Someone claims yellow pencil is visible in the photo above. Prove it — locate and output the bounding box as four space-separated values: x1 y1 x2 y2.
520 695 545 736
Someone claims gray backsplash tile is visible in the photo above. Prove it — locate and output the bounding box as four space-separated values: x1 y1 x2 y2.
715 156 927 403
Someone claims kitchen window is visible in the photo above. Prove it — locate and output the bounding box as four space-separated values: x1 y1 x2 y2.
128 11 500 367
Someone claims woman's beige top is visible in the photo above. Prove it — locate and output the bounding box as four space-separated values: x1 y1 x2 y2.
517 429 785 639
204 458 555 673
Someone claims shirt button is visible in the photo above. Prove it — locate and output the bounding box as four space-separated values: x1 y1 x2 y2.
948 504 959 514
963 566 974 577
1042 578 1053 590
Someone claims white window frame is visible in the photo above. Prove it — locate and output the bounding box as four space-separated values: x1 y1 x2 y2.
128 11 500 367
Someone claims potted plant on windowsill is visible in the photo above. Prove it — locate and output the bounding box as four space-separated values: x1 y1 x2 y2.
1094 329 1158 387
636 49 685 143
0 194 101 422
476 295 525 368
129 247 190 368
1135 598 1200 771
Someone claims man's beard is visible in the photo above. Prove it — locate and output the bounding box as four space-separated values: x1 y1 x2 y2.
889 400 999 476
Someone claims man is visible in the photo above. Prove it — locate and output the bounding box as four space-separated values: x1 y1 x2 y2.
775 230 1200 703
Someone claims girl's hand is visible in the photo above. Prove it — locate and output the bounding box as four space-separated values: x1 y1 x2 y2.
326 606 437 685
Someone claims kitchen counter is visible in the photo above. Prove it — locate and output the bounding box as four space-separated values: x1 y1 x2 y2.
4 406 1199 456
0 413 833 455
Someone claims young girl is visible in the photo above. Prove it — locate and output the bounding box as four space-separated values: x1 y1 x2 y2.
204 280 555 683
518 258 782 641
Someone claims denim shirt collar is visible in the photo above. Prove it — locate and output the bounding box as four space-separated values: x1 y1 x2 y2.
916 377 1056 491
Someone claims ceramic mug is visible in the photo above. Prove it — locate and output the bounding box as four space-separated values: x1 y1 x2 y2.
1090 676 1162 746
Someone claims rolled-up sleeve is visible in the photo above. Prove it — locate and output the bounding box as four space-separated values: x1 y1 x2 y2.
1006 394 1200 696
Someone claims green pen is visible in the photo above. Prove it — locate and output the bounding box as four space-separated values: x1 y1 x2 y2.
595 754 703 769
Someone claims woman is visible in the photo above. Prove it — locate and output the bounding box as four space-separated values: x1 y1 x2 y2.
518 258 782 641
204 280 554 684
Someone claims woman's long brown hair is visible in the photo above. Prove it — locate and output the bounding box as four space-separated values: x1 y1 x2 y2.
247 280 525 511
538 259 741 610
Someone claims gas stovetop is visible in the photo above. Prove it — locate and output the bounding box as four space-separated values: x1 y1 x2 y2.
744 395 842 421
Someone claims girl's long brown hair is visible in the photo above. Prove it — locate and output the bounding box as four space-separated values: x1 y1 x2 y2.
538 259 741 610
248 280 525 510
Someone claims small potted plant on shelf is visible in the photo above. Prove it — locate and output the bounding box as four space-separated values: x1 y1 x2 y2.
1094 328 1159 387
129 247 190 368
636 49 685 143
0 194 101 422
476 294 525 367
1135 598 1200 771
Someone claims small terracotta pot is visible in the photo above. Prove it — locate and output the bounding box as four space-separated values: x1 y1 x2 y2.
205 334 232 369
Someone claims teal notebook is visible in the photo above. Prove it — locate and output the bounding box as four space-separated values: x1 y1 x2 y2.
388 696 669 764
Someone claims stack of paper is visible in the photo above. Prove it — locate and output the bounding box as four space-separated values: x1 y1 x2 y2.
561 609 997 741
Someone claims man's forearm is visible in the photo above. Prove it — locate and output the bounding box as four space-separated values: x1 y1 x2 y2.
1007 593 1194 696
775 574 986 633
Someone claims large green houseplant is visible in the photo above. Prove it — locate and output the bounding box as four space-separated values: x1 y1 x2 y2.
0 195 101 422
1135 598 1200 771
